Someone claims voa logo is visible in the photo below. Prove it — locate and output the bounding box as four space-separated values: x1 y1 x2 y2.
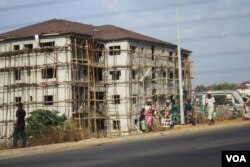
226 155 247 163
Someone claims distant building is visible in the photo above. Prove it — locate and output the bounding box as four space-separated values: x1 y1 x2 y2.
235 82 250 97
205 84 216 91
0 19 192 137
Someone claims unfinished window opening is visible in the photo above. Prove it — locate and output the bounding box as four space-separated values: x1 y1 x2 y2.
109 70 121 80
141 47 144 53
113 120 120 130
152 67 155 80
163 71 166 78
132 70 136 79
112 95 120 104
169 71 174 80
44 95 53 105
30 96 33 102
130 45 136 54
15 97 21 103
132 94 137 104
27 69 31 76
151 45 155 60
14 69 21 80
13 45 20 51
109 45 121 55
83 67 87 76
24 44 33 51
152 89 156 95
97 120 105 130
134 119 138 125
42 67 57 79
96 92 105 101
169 51 173 61
98 69 103 81
95 69 103 81
175 69 179 78
169 52 173 56
41 41 55 52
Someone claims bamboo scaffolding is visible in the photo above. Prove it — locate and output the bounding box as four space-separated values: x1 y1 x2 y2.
0 34 193 140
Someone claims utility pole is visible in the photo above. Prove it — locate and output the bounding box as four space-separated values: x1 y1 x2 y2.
176 0 185 124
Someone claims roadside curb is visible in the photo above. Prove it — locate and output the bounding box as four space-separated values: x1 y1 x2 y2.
1 119 250 160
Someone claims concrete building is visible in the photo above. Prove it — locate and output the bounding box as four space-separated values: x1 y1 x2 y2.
235 82 250 97
0 19 192 138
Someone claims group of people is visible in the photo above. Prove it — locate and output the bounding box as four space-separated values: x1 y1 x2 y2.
139 99 156 132
139 97 197 132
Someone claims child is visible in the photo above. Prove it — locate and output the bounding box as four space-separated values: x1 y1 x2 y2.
139 108 146 132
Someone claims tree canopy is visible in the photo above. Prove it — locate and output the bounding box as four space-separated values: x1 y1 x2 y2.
214 82 235 90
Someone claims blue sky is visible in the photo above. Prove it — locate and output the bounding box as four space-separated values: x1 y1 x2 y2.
0 0 250 86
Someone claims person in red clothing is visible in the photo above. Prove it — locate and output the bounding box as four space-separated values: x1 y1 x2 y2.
13 102 26 148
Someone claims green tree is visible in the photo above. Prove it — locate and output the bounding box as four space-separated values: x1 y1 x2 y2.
195 85 206 92
214 82 235 90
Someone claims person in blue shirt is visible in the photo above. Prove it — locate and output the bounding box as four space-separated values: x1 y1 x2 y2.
171 100 178 124
185 98 195 125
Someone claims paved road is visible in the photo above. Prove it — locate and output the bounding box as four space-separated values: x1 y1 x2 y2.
1 124 250 167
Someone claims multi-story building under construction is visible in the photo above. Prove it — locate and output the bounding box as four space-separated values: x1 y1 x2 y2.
0 19 192 138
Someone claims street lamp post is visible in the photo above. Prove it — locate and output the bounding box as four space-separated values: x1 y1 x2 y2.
176 0 185 124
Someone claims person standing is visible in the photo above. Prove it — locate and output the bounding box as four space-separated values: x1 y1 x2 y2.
205 91 215 125
163 100 171 115
243 96 250 119
13 102 26 148
144 99 155 131
184 98 195 125
171 99 178 124
165 100 174 128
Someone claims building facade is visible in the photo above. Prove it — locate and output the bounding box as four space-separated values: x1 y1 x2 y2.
0 19 192 138
235 82 250 97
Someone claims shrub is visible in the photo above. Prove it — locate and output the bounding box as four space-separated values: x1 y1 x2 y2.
26 109 66 137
